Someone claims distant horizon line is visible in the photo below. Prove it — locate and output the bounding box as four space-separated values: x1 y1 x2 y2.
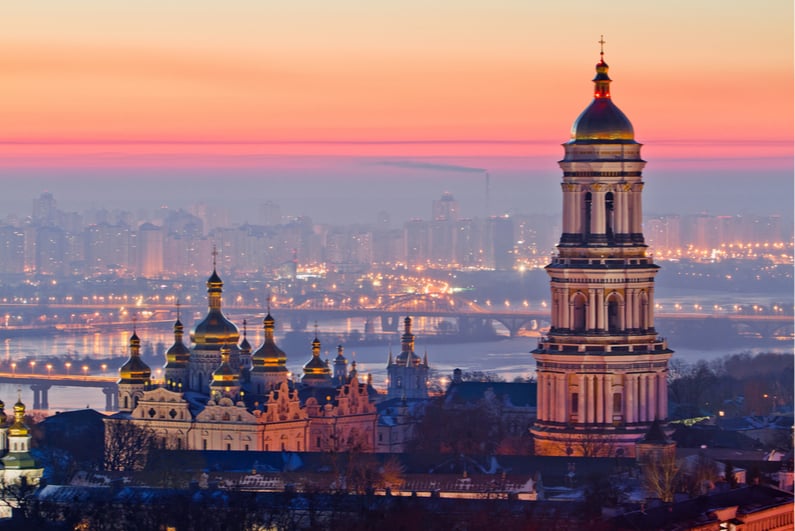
0 138 791 146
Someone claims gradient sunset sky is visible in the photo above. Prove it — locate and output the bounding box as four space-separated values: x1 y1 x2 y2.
0 1 792 221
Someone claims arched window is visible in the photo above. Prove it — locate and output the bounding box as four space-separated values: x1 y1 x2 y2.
606 293 622 333
584 192 592 237
605 192 615 240
572 292 587 332
639 291 649 331
613 393 622 414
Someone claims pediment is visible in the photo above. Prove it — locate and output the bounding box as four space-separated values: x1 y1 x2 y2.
140 387 186 404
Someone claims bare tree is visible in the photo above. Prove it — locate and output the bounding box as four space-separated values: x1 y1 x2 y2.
642 451 680 503
104 419 157 471
556 431 616 458
0 474 38 521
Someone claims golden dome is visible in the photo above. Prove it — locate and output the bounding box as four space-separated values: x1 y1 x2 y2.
8 398 28 437
303 335 331 380
165 318 190 367
190 269 240 349
119 331 152 384
251 313 288 373
211 345 239 388
570 58 635 143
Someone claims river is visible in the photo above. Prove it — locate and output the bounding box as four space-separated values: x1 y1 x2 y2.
0 293 791 413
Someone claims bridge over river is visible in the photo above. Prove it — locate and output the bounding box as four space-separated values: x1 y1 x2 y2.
0 292 791 340
0 373 117 411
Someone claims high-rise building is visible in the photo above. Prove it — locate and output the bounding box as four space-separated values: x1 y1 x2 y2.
531 45 672 457
32 192 57 227
0 226 25 275
137 223 164 278
432 192 459 222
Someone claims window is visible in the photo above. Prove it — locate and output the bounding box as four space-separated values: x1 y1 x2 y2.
607 297 620 333
226 443 231 451
605 192 614 238
584 192 592 236
572 293 587 332
613 393 622 414
571 393 579 414
202 439 207 450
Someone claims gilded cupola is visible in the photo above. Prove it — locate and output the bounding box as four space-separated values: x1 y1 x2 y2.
190 266 240 350
210 344 240 391
165 309 190 368
569 39 635 143
251 313 288 373
119 330 152 384
8 396 28 437
302 328 331 385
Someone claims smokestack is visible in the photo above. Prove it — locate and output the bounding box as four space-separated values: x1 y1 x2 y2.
485 171 491 218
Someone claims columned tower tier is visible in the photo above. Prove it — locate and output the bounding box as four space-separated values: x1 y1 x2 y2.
532 45 673 458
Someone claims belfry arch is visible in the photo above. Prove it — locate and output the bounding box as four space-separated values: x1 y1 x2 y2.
606 291 623 333
570 292 587 332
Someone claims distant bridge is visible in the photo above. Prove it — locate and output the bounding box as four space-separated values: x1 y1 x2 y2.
0 293 791 340
0 373 118 411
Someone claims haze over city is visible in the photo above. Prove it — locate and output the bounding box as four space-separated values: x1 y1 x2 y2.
0 1 791 224
0 2 792 528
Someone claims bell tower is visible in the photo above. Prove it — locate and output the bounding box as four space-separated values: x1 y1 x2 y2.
531 40 673 457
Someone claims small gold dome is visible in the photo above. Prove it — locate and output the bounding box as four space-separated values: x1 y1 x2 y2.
9 398 28 437
119 331 151 384
570 59 635 143
303 336 331 378
211 345 239 387
251 313 288 373
165 318 190 368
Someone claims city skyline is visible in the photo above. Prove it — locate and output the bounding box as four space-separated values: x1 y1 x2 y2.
0 2 792 224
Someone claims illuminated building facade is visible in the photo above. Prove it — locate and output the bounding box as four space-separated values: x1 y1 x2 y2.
531 44 673 457
108 265 379 453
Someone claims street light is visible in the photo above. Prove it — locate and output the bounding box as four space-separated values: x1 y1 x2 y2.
29 360 36 374
10 362 16 375
101 363 107 374
82 365 88 378
46 364 52 377
65 362 71 375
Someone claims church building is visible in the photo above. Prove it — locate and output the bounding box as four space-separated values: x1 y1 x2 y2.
531 42 673 457
107 266 380 454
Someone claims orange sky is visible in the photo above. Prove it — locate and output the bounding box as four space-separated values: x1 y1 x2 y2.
0 1 792 168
